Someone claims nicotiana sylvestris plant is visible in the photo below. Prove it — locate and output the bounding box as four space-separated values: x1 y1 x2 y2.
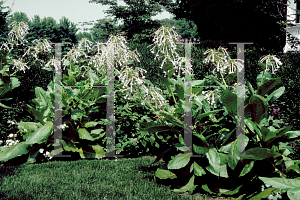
1 21 300 200
0 21 179 164
129 26 300 199
0 21 145 163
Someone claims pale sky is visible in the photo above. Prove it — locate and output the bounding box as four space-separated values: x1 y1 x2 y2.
2 0 175 34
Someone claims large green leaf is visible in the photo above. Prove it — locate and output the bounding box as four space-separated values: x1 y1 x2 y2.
257 77 281 97
239 160 255 177
35 87 52 109
287 186 300 200
245 119 262 139
174 77 184 100
173 175 197 193
61 140 79 153
249 187 277 199
0 142 30 162
24 121 53 145
0 102 14 109
78 128 103 141
195 109 223 121
266 86 285 102
155 168 177 179
261 126 276 143
193 144 209 155
91 144 106 159
193 161 206 176
243 147 282 160
284 130 300 140
220 89 237 118
168 152 193 169
249 94 268 124
23 103 46 125
205 148 221 176
85 121 99 128
139 122 172 133
259 177 300 191
266 125 293 147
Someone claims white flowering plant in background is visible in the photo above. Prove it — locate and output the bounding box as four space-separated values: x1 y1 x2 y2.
1 20 299 200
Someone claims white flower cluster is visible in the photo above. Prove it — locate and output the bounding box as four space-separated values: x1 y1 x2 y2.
38 148 53 160
261 184 282 200
148 26 186 77
0 132 19 147
259 55 283 75
56 123 68 130
203 47 244 77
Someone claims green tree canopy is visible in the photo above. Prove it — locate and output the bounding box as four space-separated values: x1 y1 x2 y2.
156 17 200 42
0 0 12 44
88 0 165 44
155 0 293 51
6 11 29 25
89 17 123 43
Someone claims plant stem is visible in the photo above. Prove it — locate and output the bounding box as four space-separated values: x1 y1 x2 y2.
259 71 265 87
167 76 177 106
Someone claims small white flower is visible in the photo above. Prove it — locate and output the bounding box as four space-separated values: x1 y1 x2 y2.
43 151 53 159
57 124 67 130
8 134 14 138
259 55 282 74
39 149 44 154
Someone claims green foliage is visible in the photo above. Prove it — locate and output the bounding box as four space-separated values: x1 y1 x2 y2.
89 0 163 44
142 44 300 199
161 0 288 51
76 32 94 44
89 17 123 43
125 41 165 86
6 11 29 25
0 0 12 44
0 49 23 147
156 17 200 41
0 60 110 164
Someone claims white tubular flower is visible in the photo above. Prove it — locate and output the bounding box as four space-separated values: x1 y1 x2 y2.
7 21 29 45
88 53 106 74
0 42 14 52
11 58 29 73
205 47 231 75
45 56 57 69
26 39 53 59
118 67 147 94
221 58 244 75
202 90 217 106
61 46 86 69
148 25 180 72
78 38 94 53
259 55 282 74
141 86 167 109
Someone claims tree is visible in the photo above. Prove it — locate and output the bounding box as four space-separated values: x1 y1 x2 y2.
89 17 123 43
88 0 165 44
156 17 200 41
0 0 13 44
6 11 29 25
154 0 294 51
76 31 94 43
56 16 79 44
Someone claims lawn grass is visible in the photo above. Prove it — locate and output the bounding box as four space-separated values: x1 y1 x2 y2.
0 155 234 200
